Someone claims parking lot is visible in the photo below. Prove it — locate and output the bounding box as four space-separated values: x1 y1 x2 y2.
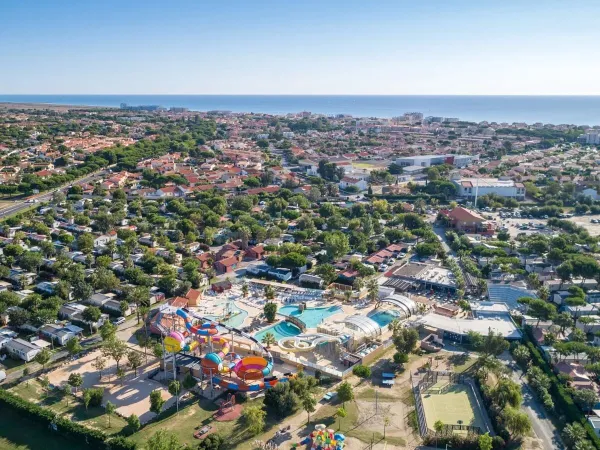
485 211 600 238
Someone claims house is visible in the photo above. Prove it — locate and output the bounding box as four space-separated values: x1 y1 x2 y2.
268 268 293 281
184 288 203 307
339 177 368 192
215 256 239 274
94 234 117 247
5 338 41 362
439 207 495 235
246 245 265 260
39 323 76 346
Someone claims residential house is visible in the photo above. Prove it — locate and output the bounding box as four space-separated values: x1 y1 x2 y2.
39 323 76 346
4 338 41 362
439 207 495 235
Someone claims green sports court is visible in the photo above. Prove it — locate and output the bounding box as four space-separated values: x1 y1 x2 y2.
420 382 486 433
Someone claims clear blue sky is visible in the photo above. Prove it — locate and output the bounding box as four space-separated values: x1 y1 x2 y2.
1 0 599 95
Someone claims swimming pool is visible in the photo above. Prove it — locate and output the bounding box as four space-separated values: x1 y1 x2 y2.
368 310 402 328
254 321 302 342
278 305 342 328
205 301 248 328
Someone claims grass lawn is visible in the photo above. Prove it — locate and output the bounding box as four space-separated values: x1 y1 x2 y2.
0 407 87 450
310 401 405 447
10 381 128 435
355 388 398 401
447 354 477 373
0 357 25 373
128 396 295 450
352 162 377 169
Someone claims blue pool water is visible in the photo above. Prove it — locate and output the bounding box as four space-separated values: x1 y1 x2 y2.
278 305 342 328
254 321 302 342
204 301 248 328
368 310 402 328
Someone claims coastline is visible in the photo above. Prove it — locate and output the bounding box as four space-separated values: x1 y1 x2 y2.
0 101 114 111
0 95 599 124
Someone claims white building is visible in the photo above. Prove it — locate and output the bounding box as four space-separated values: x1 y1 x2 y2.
339 177 368 192
579 133 600 145
395 154 474 169
5 338 42 362
452 177 525 200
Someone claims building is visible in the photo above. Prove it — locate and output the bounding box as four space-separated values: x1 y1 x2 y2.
579 133 600 145
439 207 495 234
4 338 42 362
395 154 474 169
339 176 368 192
416 302 522 341
452 177 525 200
39 323 77 346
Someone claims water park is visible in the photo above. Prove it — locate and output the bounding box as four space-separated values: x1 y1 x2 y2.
150 280 422 382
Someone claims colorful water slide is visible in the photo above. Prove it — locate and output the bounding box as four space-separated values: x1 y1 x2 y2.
277 334 342 352
176 309 218 336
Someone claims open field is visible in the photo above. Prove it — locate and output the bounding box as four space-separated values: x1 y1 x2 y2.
45 349 174 423
421 384 486 432
10 380 129 435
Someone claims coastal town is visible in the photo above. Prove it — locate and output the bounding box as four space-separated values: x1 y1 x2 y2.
2 103 600 450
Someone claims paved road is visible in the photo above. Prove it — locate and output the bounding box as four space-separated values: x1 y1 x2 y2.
499 354 564 450
0 169 108 218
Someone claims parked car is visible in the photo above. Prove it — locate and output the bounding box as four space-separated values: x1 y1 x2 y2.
113 317 126 326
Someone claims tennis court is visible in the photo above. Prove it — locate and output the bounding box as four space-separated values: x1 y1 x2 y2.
421 384 486 432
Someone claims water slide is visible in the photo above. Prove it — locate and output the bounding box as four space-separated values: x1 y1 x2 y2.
175 308 288 392
277 334 342 352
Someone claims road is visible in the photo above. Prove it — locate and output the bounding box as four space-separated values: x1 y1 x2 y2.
0 169 107 219
498 354 564 450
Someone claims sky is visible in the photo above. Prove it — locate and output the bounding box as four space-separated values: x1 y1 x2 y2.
1 0 599 95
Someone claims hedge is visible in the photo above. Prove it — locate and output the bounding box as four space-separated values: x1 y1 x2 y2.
522 328 600 450
0 389 136 450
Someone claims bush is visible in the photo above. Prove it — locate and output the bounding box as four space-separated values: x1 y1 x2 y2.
352 364 371 378
198 434 224 450
84 387 104 407
263 382 298 417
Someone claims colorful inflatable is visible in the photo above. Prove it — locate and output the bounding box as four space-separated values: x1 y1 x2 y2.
304 427 345 450
164 330 199 353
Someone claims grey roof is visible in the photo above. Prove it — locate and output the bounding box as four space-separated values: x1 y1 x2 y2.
343 315 381 337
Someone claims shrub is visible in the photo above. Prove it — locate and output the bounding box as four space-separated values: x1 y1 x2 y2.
352 364 371 378
84 387 104 407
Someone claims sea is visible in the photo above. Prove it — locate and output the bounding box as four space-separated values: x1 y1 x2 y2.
0 95 599 125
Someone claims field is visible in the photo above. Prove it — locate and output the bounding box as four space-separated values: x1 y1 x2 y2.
421 384 486 432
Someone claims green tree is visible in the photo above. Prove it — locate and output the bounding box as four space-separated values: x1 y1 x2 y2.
501 408 531 440
324 231 350 260
101 338 128 370
66 337 82 356
147 430 181 450
83 389 92 410
261 331 277 348
512 345 531 368
336 381 354 407
198 434 224 450
92 356 107 379
150 389 165 415
67 372 83 392
562 422 588 449
492 379 522 408
169 380 181 413
301 392 317 424
479 432 493 450
336 407 347 430
263 301 277 323
105 401 116 428
127 350 143 376
34 348 51 370
127 414 141 433
183 372 197 390
241 404 266 436
39 375 50 395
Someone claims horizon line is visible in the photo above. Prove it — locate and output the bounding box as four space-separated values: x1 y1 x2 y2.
3 93 600 97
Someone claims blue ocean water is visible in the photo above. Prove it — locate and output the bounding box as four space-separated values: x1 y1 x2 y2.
0 95 599 125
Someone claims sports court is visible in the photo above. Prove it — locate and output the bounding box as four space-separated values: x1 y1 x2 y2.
421 383 486 432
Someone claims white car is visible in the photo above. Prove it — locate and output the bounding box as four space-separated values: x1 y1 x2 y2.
379 264 389 272
113 317 126 326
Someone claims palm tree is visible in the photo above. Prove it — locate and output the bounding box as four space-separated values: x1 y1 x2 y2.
264 285 275 301
261 332 276 349
367 279 379 306
241 283 249 298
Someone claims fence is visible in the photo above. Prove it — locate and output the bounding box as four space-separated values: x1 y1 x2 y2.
411 370 483 437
